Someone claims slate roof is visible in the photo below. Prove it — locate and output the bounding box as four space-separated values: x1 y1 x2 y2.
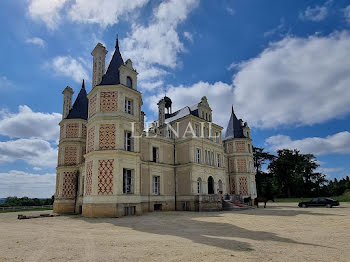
66 80 88 120
224 106 246 139
99 38 124 86
165 103 200 123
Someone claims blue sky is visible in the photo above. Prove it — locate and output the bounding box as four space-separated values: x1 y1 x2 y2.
0 0 350 197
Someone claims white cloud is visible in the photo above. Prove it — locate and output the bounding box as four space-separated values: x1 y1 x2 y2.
28 0 148 30
0 170 55 198
68 0 149 27
148 81 234 128
25 37 46 48
299 4 328 22
0 76 14 90
51 56 89 83
344 5 350 24
183 31 193 43
226 7 235 16
0 105 61 141
28 0 69 30
0 138 57 167
232 31 350 128
265 131 350 155
122 0 199 91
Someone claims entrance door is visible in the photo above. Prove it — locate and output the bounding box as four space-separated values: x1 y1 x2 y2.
208 176 214 194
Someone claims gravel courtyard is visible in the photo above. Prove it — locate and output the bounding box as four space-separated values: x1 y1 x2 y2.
0 203 349 262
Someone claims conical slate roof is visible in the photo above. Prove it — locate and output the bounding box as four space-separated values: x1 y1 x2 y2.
224 106 245 139
66 80 88 120
99 38 124 86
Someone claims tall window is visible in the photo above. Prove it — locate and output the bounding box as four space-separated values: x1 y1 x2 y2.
124 131 133 152
125 98 133 114
126 76 132 88
152 176 160 195
194 124 200 137
217 153 221 167
215 132 219 143
197 178 202 194
152 147 159 162
123 169 133 194
196 148 201 164
208 151 211 165
248 143 251 153
205 150 208 165
211 152 214 166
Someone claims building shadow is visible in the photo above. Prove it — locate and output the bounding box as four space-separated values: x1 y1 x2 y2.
70 211 330 252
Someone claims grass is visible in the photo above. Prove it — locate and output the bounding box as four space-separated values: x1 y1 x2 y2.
0 208 52 213
276 196 350 203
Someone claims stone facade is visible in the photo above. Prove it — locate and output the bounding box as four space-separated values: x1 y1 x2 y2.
53 40 256 217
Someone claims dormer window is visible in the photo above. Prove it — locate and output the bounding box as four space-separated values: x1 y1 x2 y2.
126 76 132 89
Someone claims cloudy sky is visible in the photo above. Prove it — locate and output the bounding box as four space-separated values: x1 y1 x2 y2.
1 0 350 197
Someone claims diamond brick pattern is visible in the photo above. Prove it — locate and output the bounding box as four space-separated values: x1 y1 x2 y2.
100 91 118 112
235 141 246 153
99 124 115 150
62 171 77 199
85 161 93 196
55 173 60 197
98 159 114 195
89 94 97 117
66 123 79 138
82 146 86 162
226 142 233 153
64 146 77 165
60 125 64 139
231 178 235 194
82 124 87 138
87 127 95 153
239 177 248 195
237 159 247 173
229 158 235 172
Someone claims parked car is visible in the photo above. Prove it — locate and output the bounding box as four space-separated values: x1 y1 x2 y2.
298 197 339 208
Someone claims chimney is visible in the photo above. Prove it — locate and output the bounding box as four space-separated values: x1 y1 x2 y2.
62 86 74 119
91 43 108 88
157 99 166 127
141 111 145 131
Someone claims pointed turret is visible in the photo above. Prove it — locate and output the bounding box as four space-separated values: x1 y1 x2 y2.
224 105 245 139
66 80 88 120
99 36 124 86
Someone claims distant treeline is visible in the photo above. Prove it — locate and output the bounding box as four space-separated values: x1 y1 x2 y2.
254 147 350 198
0 196 54 207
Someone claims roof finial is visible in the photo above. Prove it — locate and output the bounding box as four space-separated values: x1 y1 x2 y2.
232 105 234 114
115 34 119 49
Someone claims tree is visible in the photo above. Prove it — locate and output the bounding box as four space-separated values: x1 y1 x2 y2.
253 147 276 197
253 147 275 174
268 149 326 198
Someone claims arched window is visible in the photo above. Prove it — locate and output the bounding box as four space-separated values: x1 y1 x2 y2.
197 178 202 194
218 179 223 193
208 176 214 194
126 76 132 89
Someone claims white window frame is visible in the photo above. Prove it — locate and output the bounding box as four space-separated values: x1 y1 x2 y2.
195 124 200 137
123 169 133 194
196 148 201 164
124 131 133 152
125 98 133 114
197 178 202 194
152 176 160 195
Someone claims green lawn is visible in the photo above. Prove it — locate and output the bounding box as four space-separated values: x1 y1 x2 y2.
276 196 350 203
0 208 52 213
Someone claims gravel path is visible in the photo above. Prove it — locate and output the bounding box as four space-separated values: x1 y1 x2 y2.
0 203 349 262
